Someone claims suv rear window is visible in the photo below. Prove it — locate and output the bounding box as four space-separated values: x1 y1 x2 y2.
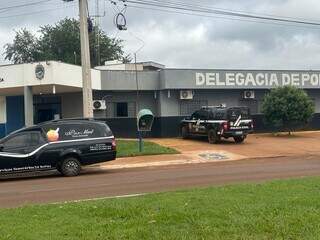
212 109 227 120
227 107 250 121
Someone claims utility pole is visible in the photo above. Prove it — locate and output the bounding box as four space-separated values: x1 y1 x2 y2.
79 0 93 118
63 0 93 118
95 0 101 65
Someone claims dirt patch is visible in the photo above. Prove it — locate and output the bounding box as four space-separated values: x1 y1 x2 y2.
99 131 320 170
151 131 320 159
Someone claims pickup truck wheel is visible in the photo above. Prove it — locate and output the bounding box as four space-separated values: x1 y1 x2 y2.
208 129 220 144
60 157 81 177
234 136 245 143
181 126 189 139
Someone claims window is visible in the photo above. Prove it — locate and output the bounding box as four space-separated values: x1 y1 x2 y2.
180 100 208 116
30 132 46 146
198 110 209 120
227 107 251 121
213 109 227 120
191 111 201 120
240 100 258 114
116 102 128 117
2 131 46 153
4 134 30 149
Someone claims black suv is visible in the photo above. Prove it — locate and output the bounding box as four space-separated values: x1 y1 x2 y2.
181 106 253 144
0 119 116 177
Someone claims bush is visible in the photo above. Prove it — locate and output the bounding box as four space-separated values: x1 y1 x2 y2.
262 86 315 134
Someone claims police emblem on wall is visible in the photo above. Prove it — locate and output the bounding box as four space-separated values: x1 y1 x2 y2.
35 64 45 80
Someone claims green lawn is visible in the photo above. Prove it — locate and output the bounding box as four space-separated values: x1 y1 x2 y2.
1 177 320 239
116 140 179 158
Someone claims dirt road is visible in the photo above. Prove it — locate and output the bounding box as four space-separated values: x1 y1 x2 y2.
1 154 320 208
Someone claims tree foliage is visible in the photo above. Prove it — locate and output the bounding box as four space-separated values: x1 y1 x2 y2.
4 29 39 64
261 86 315 133
4 18 125 67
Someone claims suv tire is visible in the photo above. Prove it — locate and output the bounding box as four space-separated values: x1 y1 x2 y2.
234 136 245 143
208 129 220 144
60 157 81 177
181 126 189 139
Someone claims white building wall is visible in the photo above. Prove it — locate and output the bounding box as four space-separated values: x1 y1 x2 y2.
0 61 101 91
52 62 101 90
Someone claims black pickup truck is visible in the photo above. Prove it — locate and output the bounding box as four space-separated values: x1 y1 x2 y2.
180 106 253 144
0 119 116 177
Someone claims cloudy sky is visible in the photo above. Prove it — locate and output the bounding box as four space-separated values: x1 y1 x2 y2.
1 0 320 69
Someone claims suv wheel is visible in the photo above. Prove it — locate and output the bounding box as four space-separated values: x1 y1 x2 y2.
181 126 189 139
234 136 245 143
60 157 81 177
208 129 220 144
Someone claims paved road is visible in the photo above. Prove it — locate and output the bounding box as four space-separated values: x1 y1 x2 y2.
1 155 320 208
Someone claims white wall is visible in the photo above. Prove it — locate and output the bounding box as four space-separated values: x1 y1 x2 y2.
0 61 101 91
95 63 143 71
52 61 101 90
0 64 25 88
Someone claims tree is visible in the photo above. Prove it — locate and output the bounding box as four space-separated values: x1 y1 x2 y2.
4 29 39 64
261 86 315 134
4 18 125 67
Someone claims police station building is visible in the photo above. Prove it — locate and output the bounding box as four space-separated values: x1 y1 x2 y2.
1 60 320 138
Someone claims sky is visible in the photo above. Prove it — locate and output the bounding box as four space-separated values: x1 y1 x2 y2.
1 0 320 69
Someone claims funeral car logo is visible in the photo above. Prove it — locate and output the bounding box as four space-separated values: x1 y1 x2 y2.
64 129 94 138
47 128 60 142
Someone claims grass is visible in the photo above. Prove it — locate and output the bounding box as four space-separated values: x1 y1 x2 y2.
116 140 179 158
1 177 320 239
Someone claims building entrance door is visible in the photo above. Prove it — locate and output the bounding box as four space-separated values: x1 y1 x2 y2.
34 96 62 124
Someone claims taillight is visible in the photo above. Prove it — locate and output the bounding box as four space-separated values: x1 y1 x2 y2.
222 122 229 131
112 138 116 150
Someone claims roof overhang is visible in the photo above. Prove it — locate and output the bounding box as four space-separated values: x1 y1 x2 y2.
0 61 101 95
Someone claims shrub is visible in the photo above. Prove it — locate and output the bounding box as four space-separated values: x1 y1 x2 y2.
261 86 314 134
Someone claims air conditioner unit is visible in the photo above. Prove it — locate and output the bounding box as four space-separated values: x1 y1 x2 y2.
243 90 255 99
180 90 193 100
93 100 107 110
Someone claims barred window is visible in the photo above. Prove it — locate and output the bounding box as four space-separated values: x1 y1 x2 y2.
180 100 208 116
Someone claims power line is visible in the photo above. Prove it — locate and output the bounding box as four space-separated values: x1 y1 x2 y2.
0 4 77 20
127 4 320 30
0 0 54 12
132 0 317 23
123 0 320 27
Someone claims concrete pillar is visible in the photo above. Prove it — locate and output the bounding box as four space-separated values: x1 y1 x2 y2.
0 96 6 137
0 96 6 124
24 86 34 127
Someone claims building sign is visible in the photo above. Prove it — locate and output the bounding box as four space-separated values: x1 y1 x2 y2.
196 72 320 88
